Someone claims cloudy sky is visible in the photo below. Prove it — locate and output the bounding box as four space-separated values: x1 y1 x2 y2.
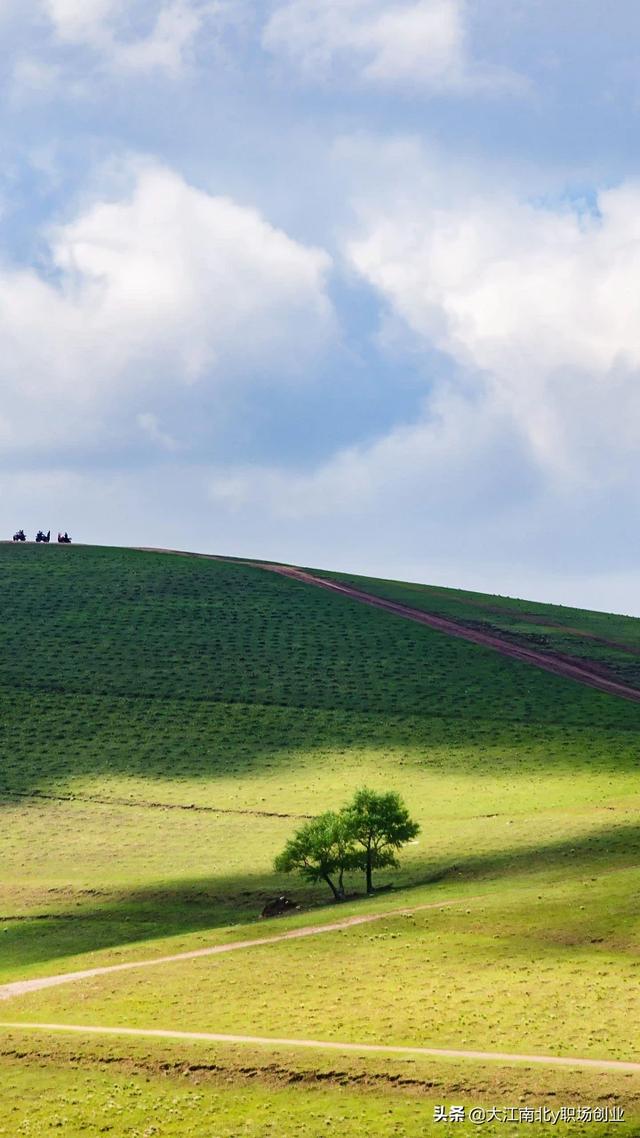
2 1 640 613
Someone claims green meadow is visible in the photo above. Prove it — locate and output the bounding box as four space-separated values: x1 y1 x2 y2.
3 1030 636 1138
1 543 639 1135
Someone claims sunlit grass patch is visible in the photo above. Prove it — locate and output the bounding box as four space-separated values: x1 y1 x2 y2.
5 869 639 1065
2 1033 637 1138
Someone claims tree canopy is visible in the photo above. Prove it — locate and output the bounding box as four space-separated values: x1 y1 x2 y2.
273 811 355 901
274 788 419 899
342 788 420 894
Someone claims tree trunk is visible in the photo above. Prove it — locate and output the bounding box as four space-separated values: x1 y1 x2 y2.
323 873 341 901
366 845 373 894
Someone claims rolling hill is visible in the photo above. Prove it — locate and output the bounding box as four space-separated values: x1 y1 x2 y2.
1 544 639 1136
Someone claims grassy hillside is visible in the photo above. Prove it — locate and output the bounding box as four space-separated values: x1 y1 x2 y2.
319 567 640 687
1 544 639 1135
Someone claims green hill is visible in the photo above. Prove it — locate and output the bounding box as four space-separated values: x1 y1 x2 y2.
1 544 639 1136
320 566 640 688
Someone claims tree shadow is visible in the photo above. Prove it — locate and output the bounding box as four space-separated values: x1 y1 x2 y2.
405 816 640 889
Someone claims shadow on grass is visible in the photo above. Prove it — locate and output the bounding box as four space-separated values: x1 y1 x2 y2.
3 819 640 976
1 689 639 802
1 543 639 801
0 869 292 975
403 816 640 894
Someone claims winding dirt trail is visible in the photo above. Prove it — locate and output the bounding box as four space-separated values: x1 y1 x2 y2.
1 1021 638 1074
0 896 477 1003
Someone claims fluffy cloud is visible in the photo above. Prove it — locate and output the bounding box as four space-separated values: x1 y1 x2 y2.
208 152 640 599
0 159 333 453
137 412 179 452
39 0 230 75
263 0 518 92
209 385 518 519
347 176 640 488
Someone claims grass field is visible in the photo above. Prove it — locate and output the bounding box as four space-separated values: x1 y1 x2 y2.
1 543 639 1135
8 868 640 1059
3 1029 636 1138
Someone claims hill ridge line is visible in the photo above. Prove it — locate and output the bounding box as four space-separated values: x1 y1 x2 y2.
257 563 640 705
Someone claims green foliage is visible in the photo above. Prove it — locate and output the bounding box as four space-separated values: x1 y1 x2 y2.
342 787 420 893
276 788 419 897
274 812 355 900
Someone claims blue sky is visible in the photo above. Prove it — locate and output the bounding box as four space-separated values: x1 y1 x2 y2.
2 0 640 613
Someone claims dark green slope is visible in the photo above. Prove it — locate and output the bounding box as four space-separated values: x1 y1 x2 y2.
318 567 640 689
2 544 637 717
0 541 637 799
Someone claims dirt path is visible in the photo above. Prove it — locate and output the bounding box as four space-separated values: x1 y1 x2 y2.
0 896 478 1003
424 587 640 656
134 547 640 703
257 564 640 705
1 1021 638 1074
13 542 640 702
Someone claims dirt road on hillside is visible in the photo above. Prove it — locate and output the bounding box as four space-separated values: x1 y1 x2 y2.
256 563 640 705
135 547 640 703
2 1021 638 1074
12 543 640 702
0 897 478 1003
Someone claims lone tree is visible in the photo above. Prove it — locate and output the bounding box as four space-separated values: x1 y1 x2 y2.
274 811 355 901
275 789 420 900
343 788 420 894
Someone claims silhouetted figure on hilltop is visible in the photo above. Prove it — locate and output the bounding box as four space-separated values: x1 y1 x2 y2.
36 531 51 543
57 532 72 544
12 529 26 542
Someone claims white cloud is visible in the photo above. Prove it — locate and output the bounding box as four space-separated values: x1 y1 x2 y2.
263 0 520 93
11 55 62 95
206 150 640 602
39 0 232 76
137 412 179 451
43 0 116 46
346 174 640 488
0 158 333 453
209 385 510 519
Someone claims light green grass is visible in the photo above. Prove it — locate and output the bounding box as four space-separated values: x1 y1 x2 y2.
2 720 639 977
0 1030 637 1138
6 869 639 1061
3 694 640 975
